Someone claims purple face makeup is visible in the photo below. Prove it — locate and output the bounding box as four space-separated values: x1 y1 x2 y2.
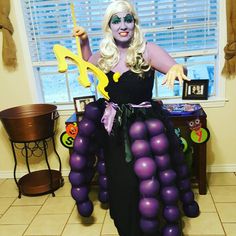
109 12 135 45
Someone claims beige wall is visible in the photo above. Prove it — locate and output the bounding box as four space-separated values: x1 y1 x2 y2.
0 1 235 178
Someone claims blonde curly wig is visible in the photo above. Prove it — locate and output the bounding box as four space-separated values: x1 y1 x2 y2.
98 0 150 74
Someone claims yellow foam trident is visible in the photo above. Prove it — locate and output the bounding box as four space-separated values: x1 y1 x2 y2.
53 4 109 100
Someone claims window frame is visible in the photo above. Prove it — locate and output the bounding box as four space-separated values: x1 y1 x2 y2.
15 0 227 113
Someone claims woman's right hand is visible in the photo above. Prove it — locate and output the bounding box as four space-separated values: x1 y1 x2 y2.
73 26 88 41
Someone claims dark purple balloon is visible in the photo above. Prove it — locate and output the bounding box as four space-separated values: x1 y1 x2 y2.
181 191 194 204
71 186 89 203
77 200 94 217
70 152 87 171
145 118 165 137
162 224 181 236
87 155 96 168
131 140 151 159
139 198 160 218
150 133 169 155
69 171 86 186
177 179 191 192
154 154 171 170
183 201 200 218
79 118 96 137
140 217 159 234
161 186 179 204
96 149 105 160
129 121 147 140
159 169 177 186
73 136 90 155
176 164 189 179
98 190 109 204
163 205 180 223
85 168 95 183
171 152 185 165
134 157 157 180
139 178 160 197
97 160 106 175
98 175 108 189
84 102 102 122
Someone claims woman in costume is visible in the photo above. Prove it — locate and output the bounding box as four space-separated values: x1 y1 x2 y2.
71 0 200 235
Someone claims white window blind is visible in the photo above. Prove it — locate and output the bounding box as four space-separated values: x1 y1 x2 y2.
21 0 218 103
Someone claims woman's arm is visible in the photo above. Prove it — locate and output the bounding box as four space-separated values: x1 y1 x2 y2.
145 42 189 88
73 26 92 61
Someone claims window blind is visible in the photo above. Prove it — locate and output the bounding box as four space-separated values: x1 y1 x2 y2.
21 0 218 65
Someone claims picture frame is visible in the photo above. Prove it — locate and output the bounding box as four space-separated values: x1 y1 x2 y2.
73 96 96 114
182 80 209 100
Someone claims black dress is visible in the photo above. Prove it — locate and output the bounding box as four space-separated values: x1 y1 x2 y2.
100 69 169 236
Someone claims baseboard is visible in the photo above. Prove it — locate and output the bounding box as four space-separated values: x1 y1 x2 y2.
1 165 236 179
207 164 236 173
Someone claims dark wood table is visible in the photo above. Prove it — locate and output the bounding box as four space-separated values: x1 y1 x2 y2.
168 106 207 195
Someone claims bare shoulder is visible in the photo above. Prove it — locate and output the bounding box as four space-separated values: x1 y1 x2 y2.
88 51 101 65
146 42 166 54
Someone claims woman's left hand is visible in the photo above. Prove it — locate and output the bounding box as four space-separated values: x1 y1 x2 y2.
162 64 190 89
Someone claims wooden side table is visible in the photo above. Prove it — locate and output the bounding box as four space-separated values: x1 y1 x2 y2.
168 106 207 195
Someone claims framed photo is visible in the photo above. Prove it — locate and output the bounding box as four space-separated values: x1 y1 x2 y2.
182 80 209 100
73 96 96 114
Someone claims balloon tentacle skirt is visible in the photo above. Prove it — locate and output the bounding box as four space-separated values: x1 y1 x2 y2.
69 99 200 236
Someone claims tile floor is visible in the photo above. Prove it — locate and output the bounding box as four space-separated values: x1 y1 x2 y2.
0 172 236 236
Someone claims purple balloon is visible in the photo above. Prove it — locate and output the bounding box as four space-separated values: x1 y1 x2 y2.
97 160 106 175
77 200 94 217
79 118 96 137
181 191 194 204
71 186 89 203
73 136 90 155
177 179 191 192
98 190 109 204
150 133 169 155
70 152 87 171
145 118 165 137
134 157 157 180
131 140 151 159
98 175 108 190
161 186 179 204
183 201 200 218
139 178 160 197
139 198 160 218
159 169 177 186
87 155 96 168
69 171 86 186
129 121 147 140
176 164 189 179
171 152 185 165
154 154 171 170
163 205 180 223
96 149 105 160
162 224 181 236
140 217 159 234
84 102 102 122
85 168 95 183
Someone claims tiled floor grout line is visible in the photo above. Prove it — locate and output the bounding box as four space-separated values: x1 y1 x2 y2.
21 194 50 236
60 203 76 236
207 183 227 236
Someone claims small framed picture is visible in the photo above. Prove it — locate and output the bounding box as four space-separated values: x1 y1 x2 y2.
73 96 96 114
182 80 209 100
